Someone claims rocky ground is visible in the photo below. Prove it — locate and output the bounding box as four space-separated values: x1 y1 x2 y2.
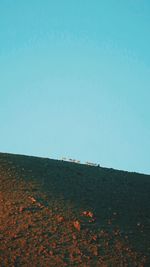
0 152 150 266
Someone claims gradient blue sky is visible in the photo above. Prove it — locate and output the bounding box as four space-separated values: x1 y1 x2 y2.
0 0 150 174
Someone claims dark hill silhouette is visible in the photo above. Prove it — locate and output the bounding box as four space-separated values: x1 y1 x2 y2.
0 152 150 266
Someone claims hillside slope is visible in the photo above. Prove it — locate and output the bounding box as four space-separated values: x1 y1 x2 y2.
0 152 150 266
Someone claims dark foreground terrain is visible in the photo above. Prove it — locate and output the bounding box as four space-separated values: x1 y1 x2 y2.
0 152 150 266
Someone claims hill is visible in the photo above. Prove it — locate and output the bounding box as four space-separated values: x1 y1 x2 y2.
0 152 150 266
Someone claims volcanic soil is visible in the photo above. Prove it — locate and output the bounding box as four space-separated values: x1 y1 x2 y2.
0 152 150 266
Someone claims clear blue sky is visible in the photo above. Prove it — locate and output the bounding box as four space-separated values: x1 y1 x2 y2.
0 0 150 174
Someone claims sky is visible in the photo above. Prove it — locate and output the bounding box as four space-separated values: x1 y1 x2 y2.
0 0 150 174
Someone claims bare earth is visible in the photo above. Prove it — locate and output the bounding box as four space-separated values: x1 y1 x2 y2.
0 152 150 266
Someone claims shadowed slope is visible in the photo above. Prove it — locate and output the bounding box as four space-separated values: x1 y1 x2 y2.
0 152 150 266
